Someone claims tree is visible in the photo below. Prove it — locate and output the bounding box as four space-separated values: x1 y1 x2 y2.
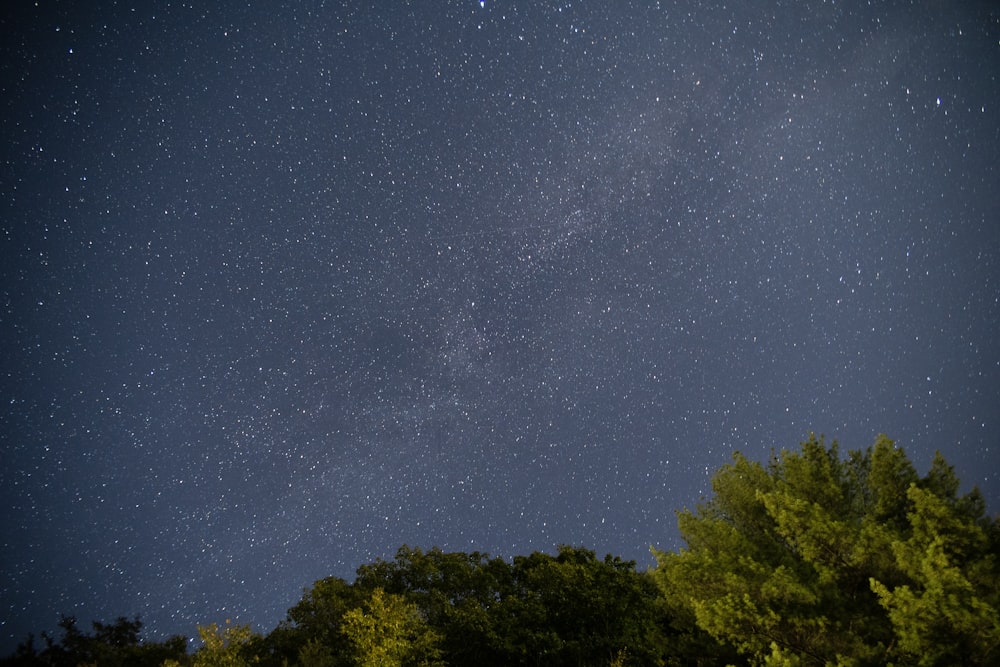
191 621 259 667
498 546 671 666
296 638 336 667
0 615 188 667
353 546 514 666
651 435 999 666
340 588 444 667
257 576 366 667
351 544 686 666
869 455 1000 665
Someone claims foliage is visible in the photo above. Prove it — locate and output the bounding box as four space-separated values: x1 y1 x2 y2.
0 615 187 667
500 546 669 666
296 638 335 667
4 435 994 667
353 546 515 666
251 575 365 666
869 474 1000 665
352 544 687 666
256 544 693 666
191 621 260 667
652 434 1000 666
340 588 444 667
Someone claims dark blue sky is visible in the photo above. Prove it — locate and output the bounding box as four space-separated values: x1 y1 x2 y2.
2 0 998 652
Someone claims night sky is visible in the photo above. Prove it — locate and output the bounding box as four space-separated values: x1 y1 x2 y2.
2 0 999 652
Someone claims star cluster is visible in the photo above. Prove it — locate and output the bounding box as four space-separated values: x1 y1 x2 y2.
1 0 998 651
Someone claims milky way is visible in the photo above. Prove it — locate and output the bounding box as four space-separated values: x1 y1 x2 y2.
1 0 998 650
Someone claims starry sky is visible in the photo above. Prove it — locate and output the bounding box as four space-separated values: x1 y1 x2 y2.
2 0 999 652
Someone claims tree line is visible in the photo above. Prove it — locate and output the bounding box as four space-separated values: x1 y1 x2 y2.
4 435 998 666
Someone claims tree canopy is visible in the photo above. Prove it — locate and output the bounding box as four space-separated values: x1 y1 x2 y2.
258 544 694 667
0 615 187 667
652 434 1000 666
4 435 997 667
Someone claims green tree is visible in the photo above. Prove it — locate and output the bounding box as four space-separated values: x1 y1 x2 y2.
498 546 670 666
869 455 1000 665
340 588 444 667
652 435 999 666
352 544 687 666
297 638 336 667
192 621 259 667
259 576 365 666
354 546 514 666
0 615 188 667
